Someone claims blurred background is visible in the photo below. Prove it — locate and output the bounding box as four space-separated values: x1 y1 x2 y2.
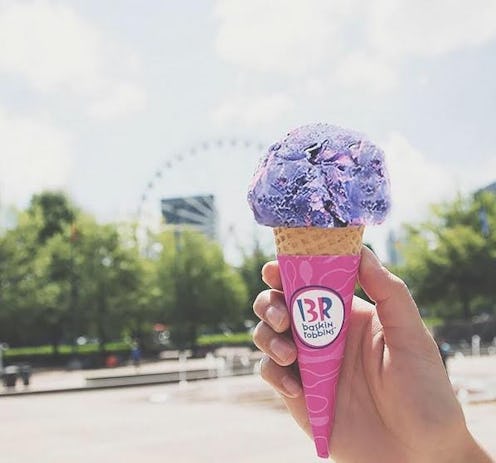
0 1 495 462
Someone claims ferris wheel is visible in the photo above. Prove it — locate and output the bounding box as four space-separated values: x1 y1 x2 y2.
135 137 269 261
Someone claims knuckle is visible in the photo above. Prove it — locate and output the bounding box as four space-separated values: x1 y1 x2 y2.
382 266 409 294
268 289 285 307
252 321 270 351
390 273 409 294
252 321 264 343
259 355 272 380
252 290 271 317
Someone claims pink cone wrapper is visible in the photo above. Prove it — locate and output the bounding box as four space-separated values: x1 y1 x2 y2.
277 254 360 459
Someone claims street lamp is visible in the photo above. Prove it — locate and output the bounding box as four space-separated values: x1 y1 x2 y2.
0 343 9 373
97 249 112 358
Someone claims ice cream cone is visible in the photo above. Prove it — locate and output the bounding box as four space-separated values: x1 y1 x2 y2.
247 122 390 459
273 225 364 256
273 225 364 458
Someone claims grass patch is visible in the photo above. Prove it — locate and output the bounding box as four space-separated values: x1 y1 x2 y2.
4 342 131 358
5 335 254 357
197 332 252 346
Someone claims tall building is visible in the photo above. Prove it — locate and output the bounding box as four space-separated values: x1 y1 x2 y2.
476 181 496 195
475 181 495 238
160 194 218 241
386 229 401 266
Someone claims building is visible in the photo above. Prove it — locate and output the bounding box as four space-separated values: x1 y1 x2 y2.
160 194 218 240
386 229 403 266
478 181 496 195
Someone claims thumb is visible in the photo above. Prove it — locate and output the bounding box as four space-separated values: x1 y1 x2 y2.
358 246 425 337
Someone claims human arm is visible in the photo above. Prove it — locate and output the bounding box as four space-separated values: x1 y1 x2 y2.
252 246 493 463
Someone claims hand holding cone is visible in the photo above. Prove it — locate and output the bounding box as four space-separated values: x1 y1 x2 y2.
274 226 363 457
248 123 390 458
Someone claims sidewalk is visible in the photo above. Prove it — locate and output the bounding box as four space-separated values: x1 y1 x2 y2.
0 374 495 462
1 352 495 402
0 354 495 461
0 350 263 395
448 354 496 403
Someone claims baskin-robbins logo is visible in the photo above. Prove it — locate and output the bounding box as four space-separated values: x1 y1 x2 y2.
290 286 345 348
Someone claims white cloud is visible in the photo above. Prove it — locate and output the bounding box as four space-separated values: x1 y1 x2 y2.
333 52 398 93
213 0 496 94
0 1 101 93
0 1 146 119
383 133 457 227
214 0 351 73
0 108 72 205
452 153 496 194
384 135 496 225
364 132 456 260
212 92 294 127
365 132 496 259
369 0 496 58
88 82 147 121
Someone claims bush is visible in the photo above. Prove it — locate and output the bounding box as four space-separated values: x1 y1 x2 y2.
3 342 132 368
197 332 253 347
4 342 130 358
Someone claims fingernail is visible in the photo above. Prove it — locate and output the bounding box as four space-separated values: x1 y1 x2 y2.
261 263 270 284
364 245 380 263
266 305 284 329
362 246 383 272
281 375 302 398
270 337 294 363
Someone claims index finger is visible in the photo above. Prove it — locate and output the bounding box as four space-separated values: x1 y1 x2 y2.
358 246 424 334
261 260 282 290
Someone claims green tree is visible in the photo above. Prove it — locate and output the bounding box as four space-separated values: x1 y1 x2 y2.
0 212 41 346
28 191 75 243
155 229 248 351
110 225 164 347
29 192 77 351
0 192 251 355
0 200 78 350
0 193 151 354
74 217 150 353
401 192 496 320
238 242 274 321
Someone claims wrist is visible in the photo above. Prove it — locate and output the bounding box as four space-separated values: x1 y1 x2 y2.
419 426 493 463
448 431 493 463
460 436 493 463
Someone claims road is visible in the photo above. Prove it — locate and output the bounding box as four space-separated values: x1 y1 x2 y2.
1 373 495 463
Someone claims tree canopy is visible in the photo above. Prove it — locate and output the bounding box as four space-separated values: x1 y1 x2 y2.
0 191 253 351
400 191 496 320
2 188 493 353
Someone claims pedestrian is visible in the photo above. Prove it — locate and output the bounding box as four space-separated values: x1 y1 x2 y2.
130 340 141 370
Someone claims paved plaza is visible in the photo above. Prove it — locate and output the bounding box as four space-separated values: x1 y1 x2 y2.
1 376 325 463
1 355 496 463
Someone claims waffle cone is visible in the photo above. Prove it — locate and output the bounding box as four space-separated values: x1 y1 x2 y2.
273 226 364 256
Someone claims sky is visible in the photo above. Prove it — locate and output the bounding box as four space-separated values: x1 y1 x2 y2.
1 0 496 261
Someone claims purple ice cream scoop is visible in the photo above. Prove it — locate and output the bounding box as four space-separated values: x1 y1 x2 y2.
247 123 391 228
